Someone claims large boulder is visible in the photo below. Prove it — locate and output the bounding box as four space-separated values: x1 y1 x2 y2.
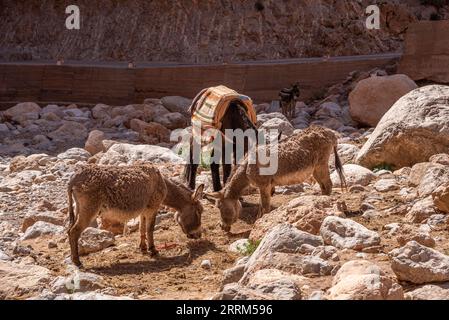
250 196 333 239
242 224 332 282
390 241 449 284
405 283 449 300
349 74 417 127
320 216 380 251
356 85 449 169
0 261 52 299
327 260 404 300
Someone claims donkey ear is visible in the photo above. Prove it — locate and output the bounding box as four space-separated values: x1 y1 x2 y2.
192 184 205 201
204 192 223 204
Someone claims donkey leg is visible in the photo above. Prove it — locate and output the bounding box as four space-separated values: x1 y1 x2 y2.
188 164 199 190
211 162 222 192
68 197 99 266
313 164 332 196
145 208 159 257
223 164 232 186
257 185 273 219
139 215 147 252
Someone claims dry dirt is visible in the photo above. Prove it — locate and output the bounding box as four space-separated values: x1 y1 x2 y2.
13 184 449 300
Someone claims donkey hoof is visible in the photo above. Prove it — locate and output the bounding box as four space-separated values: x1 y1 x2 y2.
149 247 159 257
72 258 82 267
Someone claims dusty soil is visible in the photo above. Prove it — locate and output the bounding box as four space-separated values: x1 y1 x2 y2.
13 183 447 300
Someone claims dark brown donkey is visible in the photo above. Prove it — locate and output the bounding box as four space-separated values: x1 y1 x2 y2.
185 100 258 192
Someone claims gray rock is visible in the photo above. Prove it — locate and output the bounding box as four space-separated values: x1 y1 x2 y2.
222 265 245 287
0 249 11 261
0 261 52 298
327 260 404 300
259 118 294 136
357 85 449 169
405 283 449 300
22 212 65 233
390 241 449 284
374 179 400 192
405 197 436 223
331 164 375 187
161 96 192 116
320 216 380 251
21 221 64 240
78 228 115 256
98 143 183 165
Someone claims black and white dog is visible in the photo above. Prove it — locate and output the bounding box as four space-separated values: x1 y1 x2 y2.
279 83 300 119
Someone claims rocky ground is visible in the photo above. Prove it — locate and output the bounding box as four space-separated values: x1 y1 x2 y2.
1 67 449 300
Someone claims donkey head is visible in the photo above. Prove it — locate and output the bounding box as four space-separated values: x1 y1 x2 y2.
205 191 241 232
176 184 205 239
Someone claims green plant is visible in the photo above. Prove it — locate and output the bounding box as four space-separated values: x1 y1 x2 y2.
237 239 261 256
373 163 393 173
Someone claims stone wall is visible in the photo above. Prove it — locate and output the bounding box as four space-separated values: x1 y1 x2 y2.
399 21 449 83
0 54 399 108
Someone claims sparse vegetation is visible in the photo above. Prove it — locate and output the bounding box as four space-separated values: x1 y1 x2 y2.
373 163 394 173
237 239 261 256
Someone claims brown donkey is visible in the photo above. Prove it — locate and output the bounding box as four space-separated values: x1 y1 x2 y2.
206 126 346 232
67 164 204 266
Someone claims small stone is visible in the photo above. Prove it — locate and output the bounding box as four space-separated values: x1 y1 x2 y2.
48 241 58 249
201 260 211 269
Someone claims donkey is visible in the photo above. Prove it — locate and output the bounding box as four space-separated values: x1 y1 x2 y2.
185 100 258 192
205 126 347 232
67 164 204 266
279 83 300 119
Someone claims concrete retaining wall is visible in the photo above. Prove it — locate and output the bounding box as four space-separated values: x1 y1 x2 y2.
0 54 400 109
399 21 449 84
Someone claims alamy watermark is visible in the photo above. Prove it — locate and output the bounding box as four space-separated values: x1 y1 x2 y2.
65 5 80 30
170 121 280 176
366 5 380 30
64 4 381 31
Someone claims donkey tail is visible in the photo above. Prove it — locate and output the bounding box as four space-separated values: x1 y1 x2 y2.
67 181 75 228
334 146 347 193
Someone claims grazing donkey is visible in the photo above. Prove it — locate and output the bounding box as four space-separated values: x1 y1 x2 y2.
206 126 347 232
67 164 204 266
279 83 300 119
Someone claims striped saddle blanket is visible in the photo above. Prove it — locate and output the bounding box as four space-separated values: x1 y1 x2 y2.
189 85 257 144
